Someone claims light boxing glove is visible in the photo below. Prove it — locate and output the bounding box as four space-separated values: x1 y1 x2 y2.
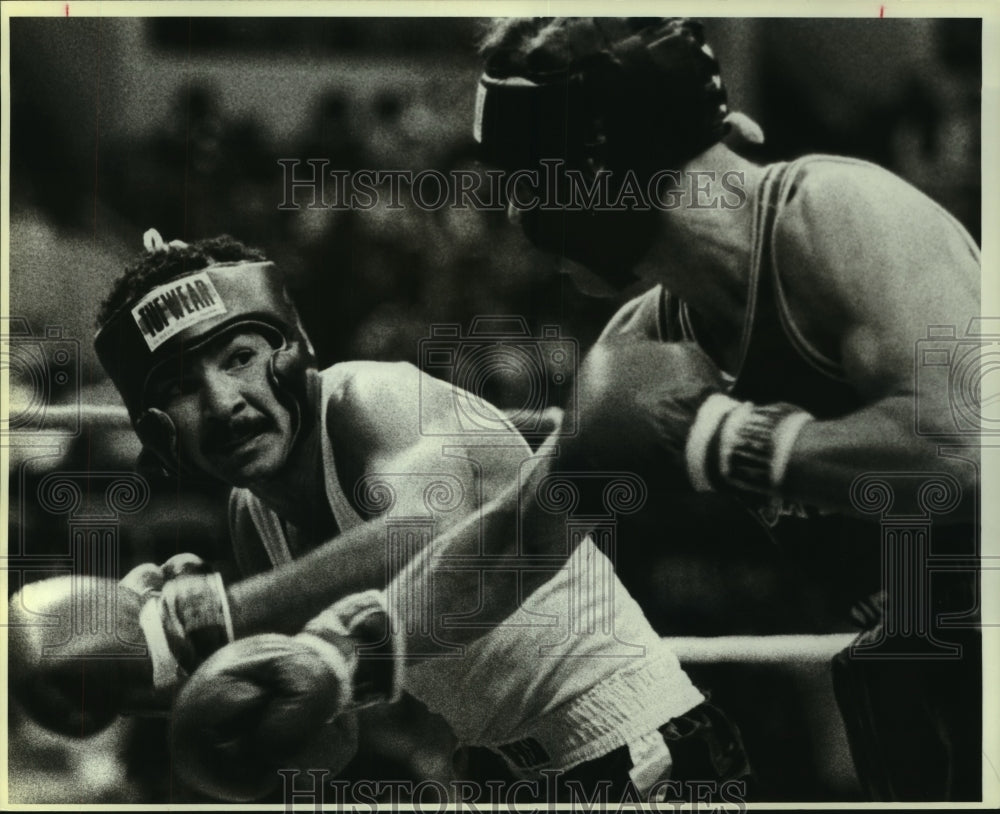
8 553 232 736
8 574 151 737
170 589 400 801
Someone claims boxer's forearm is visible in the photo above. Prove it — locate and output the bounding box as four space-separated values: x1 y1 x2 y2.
226 496 517 637
227 519 396 636
228 447 566 641
781 396 979 522
387 450 568 655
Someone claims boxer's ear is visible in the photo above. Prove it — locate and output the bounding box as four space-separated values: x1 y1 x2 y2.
136 447 171 480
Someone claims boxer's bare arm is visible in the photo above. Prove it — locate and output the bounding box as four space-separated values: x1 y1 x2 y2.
773 167 980 517
227 457 564 642
234 445 566 653
385 436 570 654
8 449 555 729
228 363 538 635
8 365 552 723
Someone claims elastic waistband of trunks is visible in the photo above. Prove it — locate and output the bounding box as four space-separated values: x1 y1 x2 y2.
492 652 705 773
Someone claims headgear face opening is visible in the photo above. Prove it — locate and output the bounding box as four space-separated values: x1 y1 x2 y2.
94 261 316 475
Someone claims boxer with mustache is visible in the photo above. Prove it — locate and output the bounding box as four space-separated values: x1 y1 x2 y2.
9 230 749 803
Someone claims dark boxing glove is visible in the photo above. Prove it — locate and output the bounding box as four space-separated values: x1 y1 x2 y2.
561 337 815 502
559 338 726 490
170 633 358 801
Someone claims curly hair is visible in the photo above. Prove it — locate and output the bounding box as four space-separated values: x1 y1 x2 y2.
96 235 266 329
480 18 691 77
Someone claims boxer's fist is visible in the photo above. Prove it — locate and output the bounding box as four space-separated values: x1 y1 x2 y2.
171 634 357 801
8 576 153 737
560 339 725 485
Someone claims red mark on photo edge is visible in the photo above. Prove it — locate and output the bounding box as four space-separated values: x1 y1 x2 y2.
879 5 885 17
65 3 69 16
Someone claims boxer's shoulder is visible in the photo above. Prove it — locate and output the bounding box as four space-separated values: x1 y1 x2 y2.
770 156 945 328
783 154 910 196
776 156 976 308
776 155 961 259
316 361 419 453
318 360 462 455
320 360 420 411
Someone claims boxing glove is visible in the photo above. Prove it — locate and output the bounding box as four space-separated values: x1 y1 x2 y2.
558 338 726 490
170 590 397 801
10 554 230 736
169 633 358 800
8 575 153 737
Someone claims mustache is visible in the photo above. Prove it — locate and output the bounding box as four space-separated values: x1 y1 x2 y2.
201 414 273 455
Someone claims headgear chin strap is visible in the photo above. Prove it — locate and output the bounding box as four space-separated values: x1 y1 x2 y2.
95 253 316 476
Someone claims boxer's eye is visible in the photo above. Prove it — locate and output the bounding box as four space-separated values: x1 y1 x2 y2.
224 348 256 372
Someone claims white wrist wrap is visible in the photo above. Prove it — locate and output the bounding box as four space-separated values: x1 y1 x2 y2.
720 402 814 494
383 593 405 705
349 588 404 704
139 598 182 691
305 589 402 708
685 393 741 491
158 572 235 671
295 632 355 714
718 402 755 481
769 411 813 488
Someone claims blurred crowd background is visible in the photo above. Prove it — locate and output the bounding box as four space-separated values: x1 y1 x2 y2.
6 16 981 804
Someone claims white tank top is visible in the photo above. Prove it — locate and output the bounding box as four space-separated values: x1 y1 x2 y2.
403 540 704 771
231 364 704 773
230 367 364 566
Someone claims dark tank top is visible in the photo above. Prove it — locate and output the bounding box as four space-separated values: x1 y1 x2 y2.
673 159 973 619
660 160 884 613
663 159 864 418
605 157 975 632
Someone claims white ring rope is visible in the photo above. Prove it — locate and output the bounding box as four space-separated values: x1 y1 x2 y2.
20 406 859 668
10 404 130 426
667 634 856 665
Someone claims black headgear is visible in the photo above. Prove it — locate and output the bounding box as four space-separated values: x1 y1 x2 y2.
95 249 315 474
476 18 729 176
475 18 733 287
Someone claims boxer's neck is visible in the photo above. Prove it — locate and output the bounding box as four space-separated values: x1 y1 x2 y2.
636 144 764 350
247 412 334 533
